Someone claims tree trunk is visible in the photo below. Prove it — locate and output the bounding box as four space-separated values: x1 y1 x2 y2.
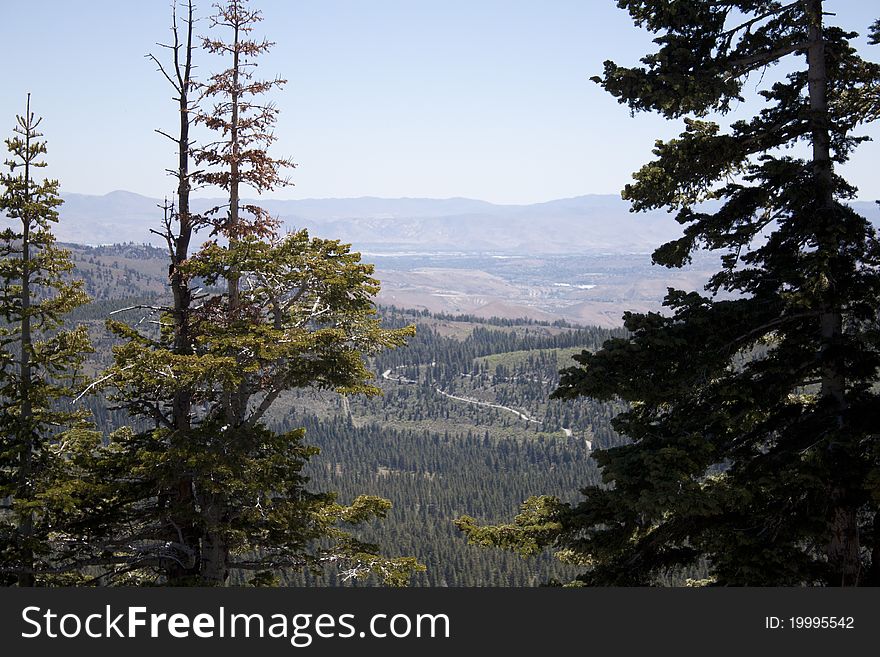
806 0 860 586
17 95 35 588
166 1 201 586
227 13 241 310
200 499 229 585
205 6 244 584
867 512 880 586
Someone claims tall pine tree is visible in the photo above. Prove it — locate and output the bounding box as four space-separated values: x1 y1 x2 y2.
0 96 93 586
87 0 420 586
458 1 880 586
189 0 416 585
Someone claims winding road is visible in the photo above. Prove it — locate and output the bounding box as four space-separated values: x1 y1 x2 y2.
381 366 590 451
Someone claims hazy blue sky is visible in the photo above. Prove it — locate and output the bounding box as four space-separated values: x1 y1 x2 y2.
2 1 878 204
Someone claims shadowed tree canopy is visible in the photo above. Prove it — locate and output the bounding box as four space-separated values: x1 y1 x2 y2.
457 1 880 586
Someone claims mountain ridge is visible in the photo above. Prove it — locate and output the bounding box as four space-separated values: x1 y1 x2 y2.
56 190 880 255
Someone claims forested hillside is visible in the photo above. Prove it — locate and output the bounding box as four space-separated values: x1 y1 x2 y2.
64 248 625 585
5 0 877 592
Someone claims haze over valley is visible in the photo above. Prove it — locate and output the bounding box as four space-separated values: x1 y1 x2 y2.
62 190 880 326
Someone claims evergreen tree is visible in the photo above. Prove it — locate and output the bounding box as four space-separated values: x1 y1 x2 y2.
0 96 93 586
458 1 880 586
88 0 420 586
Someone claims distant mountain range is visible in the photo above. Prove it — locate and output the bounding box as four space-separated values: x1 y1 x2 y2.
56 190 880 255
55 192 880 327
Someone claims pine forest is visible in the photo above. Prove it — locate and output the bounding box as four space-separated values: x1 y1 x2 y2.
2 0 879 588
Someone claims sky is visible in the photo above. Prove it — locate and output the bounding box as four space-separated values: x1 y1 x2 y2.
1 0 879 205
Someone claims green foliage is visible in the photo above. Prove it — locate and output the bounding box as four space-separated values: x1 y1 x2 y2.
269 313 620 586
80 303 616 586
459 2 880 586
0 98 94 585
455 496 566 557
56 0 423 587
284 412 603 587
87 228 418 585
185 232 412 398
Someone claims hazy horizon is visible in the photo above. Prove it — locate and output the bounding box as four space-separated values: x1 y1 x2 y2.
61 187 880 206
3 1 879 205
